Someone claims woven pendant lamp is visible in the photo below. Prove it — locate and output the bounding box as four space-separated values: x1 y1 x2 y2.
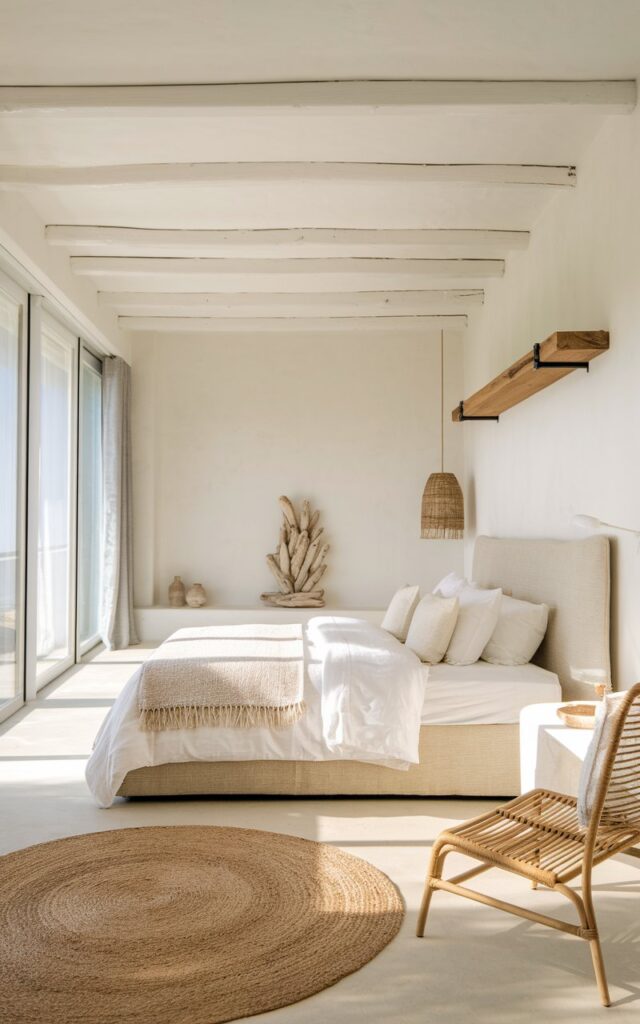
421 332 464 539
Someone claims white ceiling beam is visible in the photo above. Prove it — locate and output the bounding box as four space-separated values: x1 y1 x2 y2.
119 314 468 333
0 81 635 116
47 225 529 256
72 257 504 279
0 162 576 188
100 289 484 316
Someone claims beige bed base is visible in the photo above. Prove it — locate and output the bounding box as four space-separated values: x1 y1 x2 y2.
117 723 520 798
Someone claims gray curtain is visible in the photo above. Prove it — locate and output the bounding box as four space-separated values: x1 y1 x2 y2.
100 357 139 649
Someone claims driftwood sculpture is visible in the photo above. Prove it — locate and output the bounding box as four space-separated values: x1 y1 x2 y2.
261 496 329 608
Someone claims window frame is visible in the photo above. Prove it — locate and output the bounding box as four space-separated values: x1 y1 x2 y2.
76 345 104 659
0 269 28 725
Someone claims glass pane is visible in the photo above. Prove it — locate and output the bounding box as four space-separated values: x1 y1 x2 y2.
0 287 23 709
36 322 74 683
78 358 103 649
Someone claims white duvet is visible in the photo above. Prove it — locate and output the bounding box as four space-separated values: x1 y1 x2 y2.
86 616 425 807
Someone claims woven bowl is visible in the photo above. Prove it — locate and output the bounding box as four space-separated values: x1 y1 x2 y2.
557 702 598 730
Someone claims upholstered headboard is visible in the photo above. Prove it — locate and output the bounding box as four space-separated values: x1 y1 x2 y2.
472 536 611 701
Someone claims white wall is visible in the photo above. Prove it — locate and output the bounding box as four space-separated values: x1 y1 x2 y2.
463 103 640 690
132 328 464 609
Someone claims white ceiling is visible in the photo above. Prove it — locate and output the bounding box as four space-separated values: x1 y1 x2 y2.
0 110 608 166
3 1 640 83
1 1 639 336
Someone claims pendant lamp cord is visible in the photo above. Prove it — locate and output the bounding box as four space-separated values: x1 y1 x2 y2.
440 330 444 473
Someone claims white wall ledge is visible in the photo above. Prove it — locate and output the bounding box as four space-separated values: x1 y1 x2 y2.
134 606 384 642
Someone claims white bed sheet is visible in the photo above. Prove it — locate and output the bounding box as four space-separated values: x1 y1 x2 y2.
421 661 561 725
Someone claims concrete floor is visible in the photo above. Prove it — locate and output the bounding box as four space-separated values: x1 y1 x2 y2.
1 645 639 1023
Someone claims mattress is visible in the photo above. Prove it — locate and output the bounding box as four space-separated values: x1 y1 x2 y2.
421 661 561 726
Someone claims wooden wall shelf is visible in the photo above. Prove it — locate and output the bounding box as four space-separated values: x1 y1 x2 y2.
452 330 609 422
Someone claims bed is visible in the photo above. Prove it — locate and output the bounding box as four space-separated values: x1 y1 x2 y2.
88 536 611 804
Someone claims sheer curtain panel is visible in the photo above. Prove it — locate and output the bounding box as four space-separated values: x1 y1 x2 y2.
100 357 138 650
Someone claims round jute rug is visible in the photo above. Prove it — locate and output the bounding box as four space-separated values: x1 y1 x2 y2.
0 825 403 1024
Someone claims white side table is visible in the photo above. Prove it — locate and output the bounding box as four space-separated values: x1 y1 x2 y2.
519 702 596 796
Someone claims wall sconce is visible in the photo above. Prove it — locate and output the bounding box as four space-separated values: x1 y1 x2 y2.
572 514 640 538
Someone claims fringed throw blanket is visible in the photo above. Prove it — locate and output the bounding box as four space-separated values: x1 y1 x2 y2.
137 624 305 732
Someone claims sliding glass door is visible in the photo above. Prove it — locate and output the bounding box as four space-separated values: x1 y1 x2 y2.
35 314 78 688
0 266 105 711
77 349 103 654
0 273 27 721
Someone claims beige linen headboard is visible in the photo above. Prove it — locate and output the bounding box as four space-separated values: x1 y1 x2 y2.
472 535 611 701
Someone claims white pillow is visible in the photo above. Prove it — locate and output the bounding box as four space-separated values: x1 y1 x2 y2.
405 595 459 664
444 585 502 666
433 571 468 599
482 595 549 666
381 585 420 642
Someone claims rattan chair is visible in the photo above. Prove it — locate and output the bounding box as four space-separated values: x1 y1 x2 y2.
417 682 640 1007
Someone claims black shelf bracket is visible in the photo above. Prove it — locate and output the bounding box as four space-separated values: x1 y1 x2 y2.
457 401 499 422
532 342 590 372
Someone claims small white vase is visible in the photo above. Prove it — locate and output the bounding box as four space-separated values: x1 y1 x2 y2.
168 576 186 607
186 583 207 608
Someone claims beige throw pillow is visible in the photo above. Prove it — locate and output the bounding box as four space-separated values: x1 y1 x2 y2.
405 594 459 664
381 585 420 642
578 691 626 827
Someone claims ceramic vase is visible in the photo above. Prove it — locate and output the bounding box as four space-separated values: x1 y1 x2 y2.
186 583 207 608
168 576 186 607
